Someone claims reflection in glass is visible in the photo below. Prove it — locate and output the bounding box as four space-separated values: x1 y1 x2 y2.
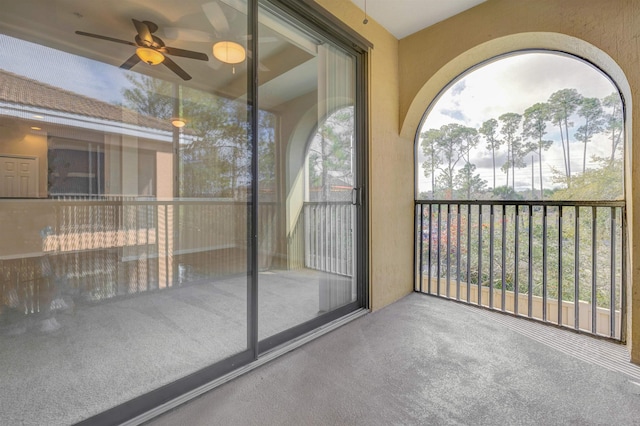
0 0 249 423
257 4 357 340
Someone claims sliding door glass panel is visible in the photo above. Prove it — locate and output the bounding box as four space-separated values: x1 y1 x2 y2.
257 3 357 340
0 1 250 424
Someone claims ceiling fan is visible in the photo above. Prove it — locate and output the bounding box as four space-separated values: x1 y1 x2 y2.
163 1 273 72
75 19 209 81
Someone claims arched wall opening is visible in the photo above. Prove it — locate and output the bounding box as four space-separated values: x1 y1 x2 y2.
405 32 634 354
415 50 624 201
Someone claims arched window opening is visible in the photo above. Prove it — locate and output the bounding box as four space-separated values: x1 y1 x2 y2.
416 52 623 202
414 51 626 341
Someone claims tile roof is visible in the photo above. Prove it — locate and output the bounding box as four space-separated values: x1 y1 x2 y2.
0 68 173 131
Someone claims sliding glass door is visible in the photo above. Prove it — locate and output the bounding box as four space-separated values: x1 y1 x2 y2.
257 2 360 348
0 0 366 424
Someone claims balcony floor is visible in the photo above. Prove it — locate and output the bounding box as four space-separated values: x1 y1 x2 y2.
150 292 640 426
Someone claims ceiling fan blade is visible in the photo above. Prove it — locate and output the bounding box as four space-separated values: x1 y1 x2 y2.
163 56 192 80
132 19 153 44
75 31 136 46
120 53 141 70
202 1 230 35
163 46 209 61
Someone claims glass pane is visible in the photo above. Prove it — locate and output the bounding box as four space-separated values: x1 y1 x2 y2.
0 1 249 423
257 3 357 340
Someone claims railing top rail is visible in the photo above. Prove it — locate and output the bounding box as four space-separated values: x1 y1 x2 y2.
415 199 625 208
304 201 353 206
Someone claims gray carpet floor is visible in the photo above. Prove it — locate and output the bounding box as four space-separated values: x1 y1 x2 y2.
0 269 352 426
149 293 640 426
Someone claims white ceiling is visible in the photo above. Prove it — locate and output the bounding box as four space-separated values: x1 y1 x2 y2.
349 0 486 39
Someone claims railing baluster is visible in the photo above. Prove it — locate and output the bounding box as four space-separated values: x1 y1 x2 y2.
610 206 616 338
575 206 580 331
478 204 483 308
501 205 506 312
466 204 471 304
621 206 628 343
427 204 433 295
592 206 597 334
437 204 442 296
514 206 519 316
489 204 494 308
419 204 424 293
456 204 461 301
528 205 533 318
558 206 563 327
446 204 451 298
542 205 548 322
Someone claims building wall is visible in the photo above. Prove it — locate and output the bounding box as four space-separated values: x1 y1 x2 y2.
397 0 640 362
315 0 415 310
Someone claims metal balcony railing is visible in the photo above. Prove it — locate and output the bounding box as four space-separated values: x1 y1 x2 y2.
415 200 626 341
304 202 353 277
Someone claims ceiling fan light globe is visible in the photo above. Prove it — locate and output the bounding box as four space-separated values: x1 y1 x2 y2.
136 47 165 65
171 118 186 128
213 41 245 64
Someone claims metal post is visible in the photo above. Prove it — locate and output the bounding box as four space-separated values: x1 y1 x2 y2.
478 204 483 307
489 204 494 308
514 206 520 315
528 205 533 318
501 205 507 312
542 205 548 322
446 203 451 298
466 204 471 303
610 206 616 338
558 206 563 326
592 206 597 334
574 206 580 330
456 204 461 301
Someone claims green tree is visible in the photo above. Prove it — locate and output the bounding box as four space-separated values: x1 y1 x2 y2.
122 74 252 198
492 185 523 200
523 103 553 199
435 123 469 198
499 112 525 191
122 74 173 119
602 92 623 163
421 128 444 199
548 88 583 186
575 97 604 173
479 118 501 190
308 107 354 201
454 163 487 199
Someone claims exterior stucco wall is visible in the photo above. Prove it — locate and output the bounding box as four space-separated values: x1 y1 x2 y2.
398 0 640 362
314 0 415 310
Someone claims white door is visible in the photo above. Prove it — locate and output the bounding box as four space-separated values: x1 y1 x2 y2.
0 156 38 198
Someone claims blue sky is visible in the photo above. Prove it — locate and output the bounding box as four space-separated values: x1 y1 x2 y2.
418 52 621 194
0 34 131 103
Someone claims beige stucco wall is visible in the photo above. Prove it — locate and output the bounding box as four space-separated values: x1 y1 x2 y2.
398 0 640 362
314 0 415 311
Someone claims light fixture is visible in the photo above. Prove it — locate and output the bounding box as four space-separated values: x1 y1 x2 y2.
212 41 246 64
171 118 186 128
136 47 165 65
31 126 41 131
